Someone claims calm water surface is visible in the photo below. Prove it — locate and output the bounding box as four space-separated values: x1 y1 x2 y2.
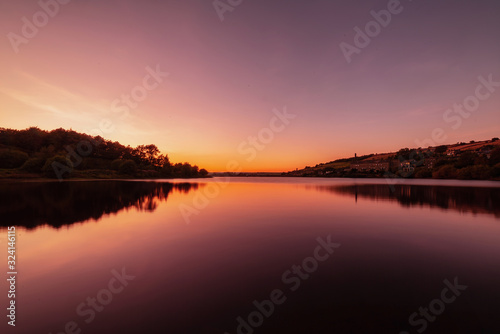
1 177 499 334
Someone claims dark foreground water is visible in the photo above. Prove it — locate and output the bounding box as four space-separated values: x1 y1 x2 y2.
1 177 499 334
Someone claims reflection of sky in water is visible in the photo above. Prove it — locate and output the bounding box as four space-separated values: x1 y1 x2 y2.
1 178 500 333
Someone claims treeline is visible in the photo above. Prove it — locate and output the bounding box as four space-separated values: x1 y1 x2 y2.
0 127 208 179
417 148 500 180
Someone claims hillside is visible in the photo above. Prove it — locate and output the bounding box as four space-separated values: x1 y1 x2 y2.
286 138 500 180
0 127 208 180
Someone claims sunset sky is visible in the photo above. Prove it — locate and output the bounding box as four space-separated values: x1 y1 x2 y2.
1 0 499 172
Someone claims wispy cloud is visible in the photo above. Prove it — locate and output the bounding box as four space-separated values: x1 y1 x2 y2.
0 71 156 140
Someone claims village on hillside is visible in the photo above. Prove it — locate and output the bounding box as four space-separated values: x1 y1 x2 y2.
285 138 500 180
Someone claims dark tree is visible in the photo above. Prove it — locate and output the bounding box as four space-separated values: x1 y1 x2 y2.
490 148 500 166
0 127 208 179
435 145 448 154
455 151 478 169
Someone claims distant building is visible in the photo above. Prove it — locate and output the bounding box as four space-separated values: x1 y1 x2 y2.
423 158 436 169
400 161 415 173
478 148 493 159
351 160 389 172
446 149 461 156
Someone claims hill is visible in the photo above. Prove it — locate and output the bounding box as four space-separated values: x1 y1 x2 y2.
286 138 500 180
0 127 208 180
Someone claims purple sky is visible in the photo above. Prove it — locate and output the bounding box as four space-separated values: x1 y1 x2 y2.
1 0 499 171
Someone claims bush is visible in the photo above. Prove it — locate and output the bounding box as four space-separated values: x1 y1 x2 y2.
20 157 46 173
435 158 452 168
111 159 123 171
491 163 500 178
199 168 208 177
42 155 73 179
80 157 109 170
454 151 477 169
415 168 432 178
457 165 491 180
435 145 448 154
118 160 137 175
433 165 457 179
396 169 413 178
161 163 172 177
138 163 155 171
0 149 29 168
489 147 500 166
471 165 491 179
457 167 473 180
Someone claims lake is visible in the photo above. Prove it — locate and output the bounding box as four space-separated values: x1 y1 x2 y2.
1 177 499 334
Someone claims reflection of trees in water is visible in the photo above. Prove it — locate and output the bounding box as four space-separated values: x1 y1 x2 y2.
316 184 500 218
0 181 199 229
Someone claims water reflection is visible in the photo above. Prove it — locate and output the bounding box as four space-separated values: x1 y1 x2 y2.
315 184 500 218
0 181 199 229
3 179 500 333
2 180 499 230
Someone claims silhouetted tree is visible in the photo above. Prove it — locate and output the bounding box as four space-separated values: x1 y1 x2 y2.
435 145 448 155
491 163 500 178
433 165 457 179
119 160 138 175
0 127 209 179
20 157 46 173
455 151 478 169
490 148 500 166
0 149 29 168
42 155 73 178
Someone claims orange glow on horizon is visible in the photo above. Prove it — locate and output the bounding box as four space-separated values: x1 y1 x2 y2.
1 1 499 172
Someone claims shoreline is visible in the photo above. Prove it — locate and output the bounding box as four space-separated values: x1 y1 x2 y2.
0 174 498 183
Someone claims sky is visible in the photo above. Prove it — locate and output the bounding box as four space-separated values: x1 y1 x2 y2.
1 0 499 172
